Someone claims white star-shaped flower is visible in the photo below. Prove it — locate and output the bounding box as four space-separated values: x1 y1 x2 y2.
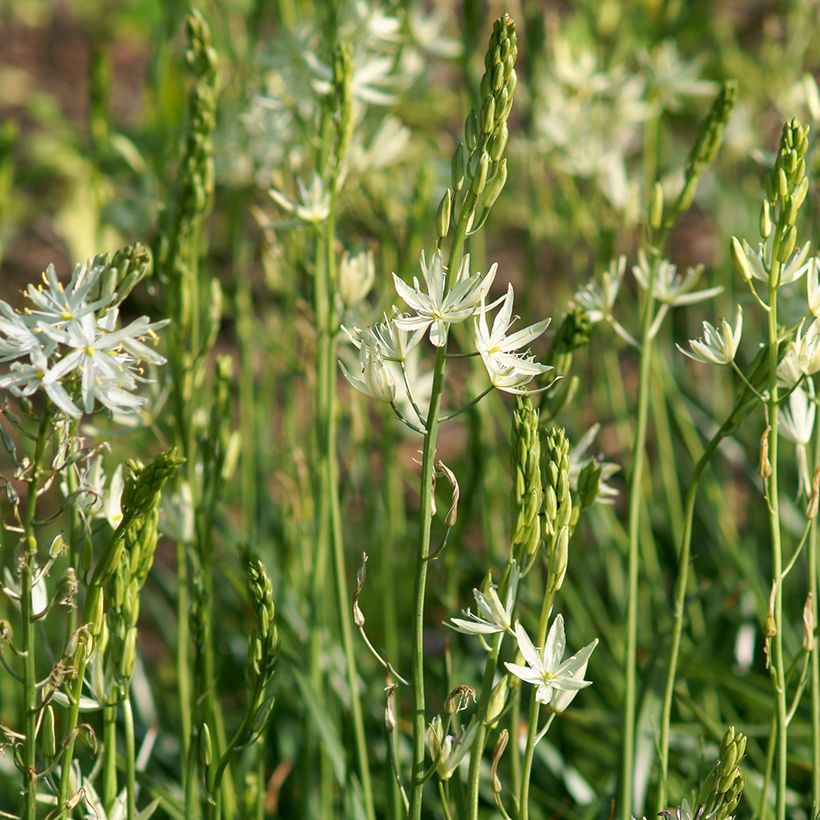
505 616 598 708
393 251 497 347
474 284 552 394
678 306 742 366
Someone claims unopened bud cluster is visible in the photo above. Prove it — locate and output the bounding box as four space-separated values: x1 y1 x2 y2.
767 119 810 263
676 81 736 216
511 396 543 559
542 427 572 592
439 14 517 240
697 726 746 819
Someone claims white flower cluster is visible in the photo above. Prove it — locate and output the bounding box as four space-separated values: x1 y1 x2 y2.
0 261 167 419
341 250 552 420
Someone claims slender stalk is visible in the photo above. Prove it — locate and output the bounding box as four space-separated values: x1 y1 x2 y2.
316 158 375 817
518 587 555 819
123 695 137 820
765 269 788 820
102 702 118 811
810 387 820 806
465 561 516 817
408 203 474 820
656 429 724 809
20 409 51 820
620 253 658 819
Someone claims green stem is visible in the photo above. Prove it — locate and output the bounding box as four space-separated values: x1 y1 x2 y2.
810 386 820 806
766 272 788 820
319 175 375 818
103 702 118 811
518 587 555 819
20 409 51 820
620 254 658 819
465 562 516 817
408 196 475 820
178 539 194 813
656 428 725 810
123 695 137 820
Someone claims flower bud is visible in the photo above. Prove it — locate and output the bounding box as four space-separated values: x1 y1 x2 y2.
486 676 508 727
43 705 57 757
465 111 478 151
778 225 797 262
649 182 664 230
452 143 466 192
482 159 507 211
481 95 496 134
471 151 490 195
760 200 772 238
200 722 212 768
488 123 508 162
436 189 452 240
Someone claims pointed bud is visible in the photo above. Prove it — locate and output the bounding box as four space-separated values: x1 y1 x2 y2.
482 159 507 211
760 200 772 238
471 151 490 195
452 143 467 192
436 189 452 239
649 182 664 230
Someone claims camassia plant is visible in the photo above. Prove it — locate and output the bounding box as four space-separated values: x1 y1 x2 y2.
6 3 820 819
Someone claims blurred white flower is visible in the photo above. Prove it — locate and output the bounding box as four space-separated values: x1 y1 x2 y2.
678 307 742 366
339 249 375 309
793 318 820 377
632 252 722 307
780 385 816 496
574 267 620 324
569 424 620 504
268 173 331 223
639 42 715 112
806 257 820 317
505 616 598 708
344 313 424 362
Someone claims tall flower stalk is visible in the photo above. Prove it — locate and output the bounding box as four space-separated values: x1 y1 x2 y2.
405 17 519 816
619 81 736 818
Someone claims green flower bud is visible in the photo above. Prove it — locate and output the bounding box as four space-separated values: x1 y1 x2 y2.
436 189 452 239
486 676 509 728
482 159 508 211
577 460 603 509
649 182 664 230
452 142 466 192
43 705 57 757
731 236 753 282
465 111 478 151
481 95 496 134
471 151 490 195
200 722 213 768
488 123 508 162
759 200 772 238
778 224 797 262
